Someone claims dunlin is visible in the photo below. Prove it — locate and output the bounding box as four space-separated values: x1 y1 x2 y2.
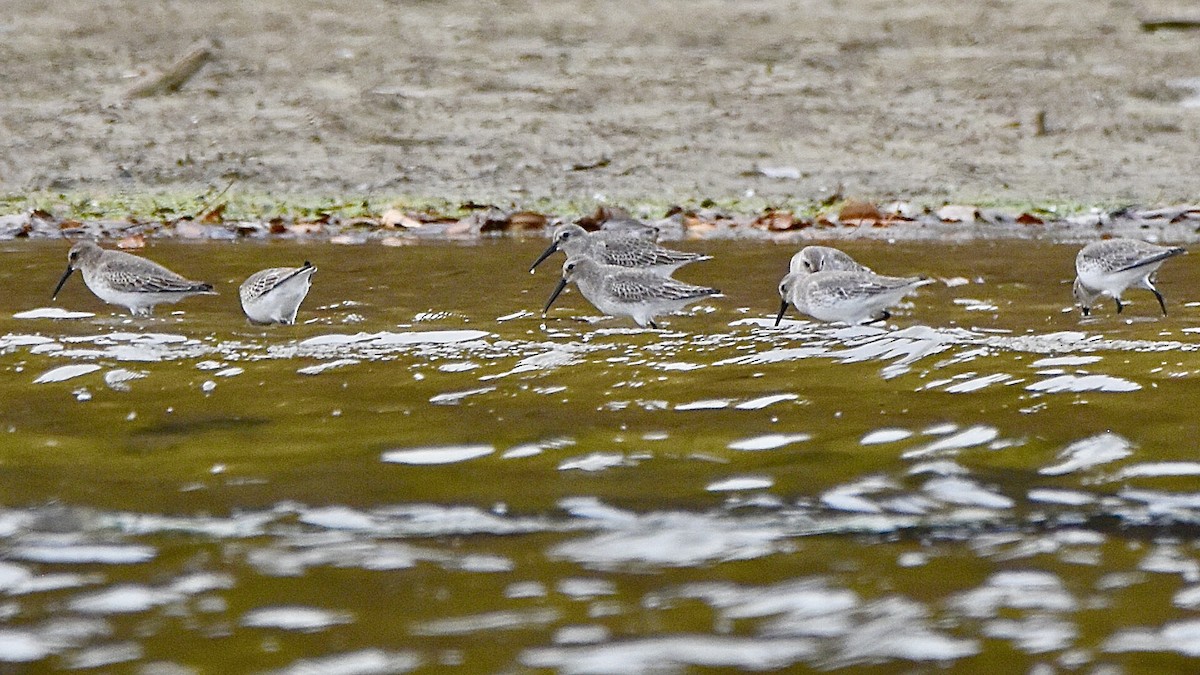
776 270 932 325
529 224 709 276
239 261 317 325
543 256 720 329
791 245 872 274
1073 238 1186 316
52 241 215 316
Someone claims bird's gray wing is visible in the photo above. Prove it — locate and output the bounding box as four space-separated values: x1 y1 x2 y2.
604 273 718 303
601 239 709 267
99 257 212 293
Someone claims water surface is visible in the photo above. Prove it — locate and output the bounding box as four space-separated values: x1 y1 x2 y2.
2 238 1200 672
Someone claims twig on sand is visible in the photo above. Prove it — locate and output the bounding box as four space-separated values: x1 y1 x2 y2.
124 39 217 99
1139 17 1200 32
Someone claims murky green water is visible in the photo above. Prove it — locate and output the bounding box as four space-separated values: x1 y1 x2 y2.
3 237 1200 672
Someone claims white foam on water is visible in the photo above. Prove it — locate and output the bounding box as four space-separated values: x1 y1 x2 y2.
713 347 827 366
1105 619 1200 657
65 642 142 669
68 584 179 614
10 544 155 565
923 477 1014 509
728 433 811 451
297 358 360 375
33 364 101 384
1039 433 1133 476
550 513 782 568
1026 374 1140 393
522 635 818 673
950 571 1076 619
411 608 560 636
299 506 376 530
902 426 999 459
300 330 490 347
13 307 94 319
982 615 1077 654
557 578 617 598
264 649 421 675
241 606 353 632
505 581 547 599
674 399 731 411
1030 355 1103 367
834 598 981 664
437 361 478 372
1027 489 1096 506
558 453 629 472
103 368 147 391
381 444 494 465
0 630 48 663
428 386 496 405
734 394 798 410
706 476 774 492
1116 462 1200 479
214 367 243 377
860 428 912 445
943 373 1012 393
168 572 235 595
554 625 611 645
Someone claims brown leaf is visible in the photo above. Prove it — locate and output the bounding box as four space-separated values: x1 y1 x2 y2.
199 203 225 224
268 217 287 234
58 219 84 230
508 211 547 230
29 208 55 221
576 206 632 229
751 210 798 231
117 234 146 249
838 200 882 223
1015 212 1044 225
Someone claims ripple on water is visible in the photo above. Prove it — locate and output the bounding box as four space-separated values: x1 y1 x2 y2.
727 434 812 451
1039 433 1133 476
241 606 353 632
264 649 421 675
381 444 494 465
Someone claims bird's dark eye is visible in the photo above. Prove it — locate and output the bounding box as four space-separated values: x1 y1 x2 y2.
804 261 815 272
779 284 787 294
566 262 576 272
561 231 572 240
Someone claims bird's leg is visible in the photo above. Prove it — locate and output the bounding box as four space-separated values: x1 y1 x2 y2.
648 319 659 329
1114 297 1123 314
1151 288 1168 316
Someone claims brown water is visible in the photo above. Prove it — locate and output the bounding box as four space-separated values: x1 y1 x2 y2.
2 238 1200 672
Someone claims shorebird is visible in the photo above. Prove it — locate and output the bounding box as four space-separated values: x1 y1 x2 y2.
776 270 932 325
1073 238 1186 316
543 256 720 329
239 261 317 325
51 241 215 316
529 224 710 276
791 245 872 274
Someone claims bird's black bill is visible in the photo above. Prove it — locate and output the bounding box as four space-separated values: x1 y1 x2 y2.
774 299 790 326
542 277 569 316
51 265 75 299
528 242 560 274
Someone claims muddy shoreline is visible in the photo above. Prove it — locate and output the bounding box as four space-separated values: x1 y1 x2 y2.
3 0 1200 212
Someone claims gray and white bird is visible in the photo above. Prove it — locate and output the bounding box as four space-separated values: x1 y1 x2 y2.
1073 238 1186 316
529 224 710 276
543 256 720 329
51 240 215 316
239 261 317 325
791 245 872 274
776 270 932 326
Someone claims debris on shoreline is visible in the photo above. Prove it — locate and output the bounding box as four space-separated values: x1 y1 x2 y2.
4 201 1200 245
